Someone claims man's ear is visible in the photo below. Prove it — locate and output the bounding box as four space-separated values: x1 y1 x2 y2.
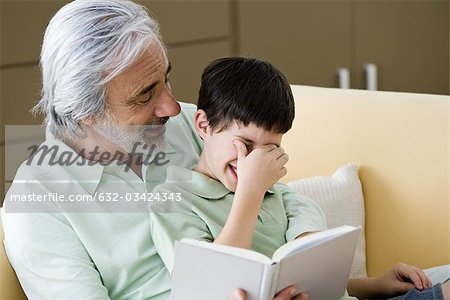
194 109 210 139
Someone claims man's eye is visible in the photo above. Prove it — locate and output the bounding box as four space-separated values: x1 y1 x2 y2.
139 92 153 105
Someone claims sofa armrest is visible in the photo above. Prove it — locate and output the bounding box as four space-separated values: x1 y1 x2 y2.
0 210 27 299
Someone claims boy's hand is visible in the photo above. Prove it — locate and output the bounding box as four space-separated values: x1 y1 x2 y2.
233 140 289 193
214 140 289 249
374 263 432 296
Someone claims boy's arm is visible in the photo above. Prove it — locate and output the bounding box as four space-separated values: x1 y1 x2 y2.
275 182 327 242
213 186 265 249
213 141 289 249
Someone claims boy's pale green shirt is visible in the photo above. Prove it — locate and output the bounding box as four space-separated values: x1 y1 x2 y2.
150 165 327 274
150 167 358 300
2 103 203 300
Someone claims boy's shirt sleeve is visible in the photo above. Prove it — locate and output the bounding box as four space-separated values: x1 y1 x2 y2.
275 182 327 242
149 184 213 275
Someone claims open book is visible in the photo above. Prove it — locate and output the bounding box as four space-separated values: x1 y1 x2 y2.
171 225 361 300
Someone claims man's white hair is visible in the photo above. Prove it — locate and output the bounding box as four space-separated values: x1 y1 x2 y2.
34 0 164 139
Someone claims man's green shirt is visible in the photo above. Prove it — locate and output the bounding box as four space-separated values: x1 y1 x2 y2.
2 103 202 299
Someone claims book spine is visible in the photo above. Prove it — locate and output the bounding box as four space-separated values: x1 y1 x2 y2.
259 264 273 300
269 263 281 300
260 264 280 300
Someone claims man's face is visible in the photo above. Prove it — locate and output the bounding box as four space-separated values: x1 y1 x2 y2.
201 122 283 192
94 42 180 153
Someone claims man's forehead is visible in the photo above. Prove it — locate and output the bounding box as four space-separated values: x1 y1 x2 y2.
107 44 169 99
125 44 168 78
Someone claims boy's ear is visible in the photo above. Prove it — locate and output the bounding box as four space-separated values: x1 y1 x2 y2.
194 109 210 139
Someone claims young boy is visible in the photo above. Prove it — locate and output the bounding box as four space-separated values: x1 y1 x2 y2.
150 57 445 299
150 57 326 272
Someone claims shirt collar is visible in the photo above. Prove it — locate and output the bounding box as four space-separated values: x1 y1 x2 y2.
165 165 275 200
42 126 105 195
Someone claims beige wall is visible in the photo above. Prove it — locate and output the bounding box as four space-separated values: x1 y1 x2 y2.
238 0 449 94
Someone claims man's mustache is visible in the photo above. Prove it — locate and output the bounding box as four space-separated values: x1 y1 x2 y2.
145 117 169 126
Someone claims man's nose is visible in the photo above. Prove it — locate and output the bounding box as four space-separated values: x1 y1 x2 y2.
154 87 181 118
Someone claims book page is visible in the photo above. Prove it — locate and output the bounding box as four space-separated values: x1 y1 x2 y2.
272 225 360 261
179 238 272 264
172 241 272 300
272 226 361 299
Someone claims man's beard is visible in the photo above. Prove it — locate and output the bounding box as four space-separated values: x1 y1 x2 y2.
93 117 169 155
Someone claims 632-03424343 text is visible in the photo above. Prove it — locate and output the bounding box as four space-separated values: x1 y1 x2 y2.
7 192 182 202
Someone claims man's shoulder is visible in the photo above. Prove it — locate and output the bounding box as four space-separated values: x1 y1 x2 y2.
179 101 197 113
172 101 197 122
164 102 203 162
169 102 197 129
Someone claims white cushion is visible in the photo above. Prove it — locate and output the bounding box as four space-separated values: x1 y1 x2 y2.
287 163 367 278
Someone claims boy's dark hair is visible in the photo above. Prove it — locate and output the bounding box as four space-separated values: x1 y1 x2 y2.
197 57 295 133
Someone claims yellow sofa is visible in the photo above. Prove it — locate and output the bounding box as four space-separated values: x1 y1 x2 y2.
1 85 448 299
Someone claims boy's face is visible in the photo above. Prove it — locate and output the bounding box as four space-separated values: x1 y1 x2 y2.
199 121 283 192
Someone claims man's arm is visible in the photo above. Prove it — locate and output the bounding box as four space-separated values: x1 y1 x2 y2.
2 211 110 299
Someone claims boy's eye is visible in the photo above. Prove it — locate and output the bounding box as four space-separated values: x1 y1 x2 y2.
243 142 253 150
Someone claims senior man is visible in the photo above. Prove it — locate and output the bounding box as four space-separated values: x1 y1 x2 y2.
2 1 449 300
2 0 197 298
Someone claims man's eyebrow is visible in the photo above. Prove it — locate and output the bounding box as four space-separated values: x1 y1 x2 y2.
136 82 158 99
128 63 172 102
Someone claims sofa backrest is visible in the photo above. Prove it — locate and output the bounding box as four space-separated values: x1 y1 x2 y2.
282 85 449 276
